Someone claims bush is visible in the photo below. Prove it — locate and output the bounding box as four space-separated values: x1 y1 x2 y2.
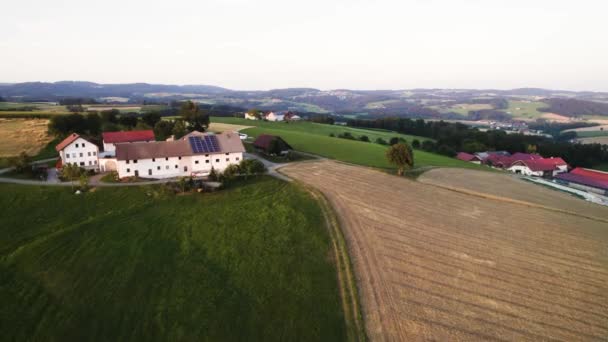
375 137 387 145
329 133 335 137
239 159 267 176
208 167 219 181
421 140 436 152
359 135 370 142
8 152 30 173
412 139 421 149
338 132 355 140
389 137 400 145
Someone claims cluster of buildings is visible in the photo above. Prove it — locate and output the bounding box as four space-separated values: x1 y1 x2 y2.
55 130 245 179
457 150 608 195
456 151 568 177
244 111 301 122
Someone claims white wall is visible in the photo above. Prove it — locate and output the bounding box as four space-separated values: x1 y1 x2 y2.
103 142 116 152
116 152 243 179
60 137 99 170
508 165 543 177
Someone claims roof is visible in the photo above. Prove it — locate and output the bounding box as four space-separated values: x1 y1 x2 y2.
475 151 510 160
510 158 568 172
55 133 81 151
115 131 245 161
102 130 155 144
555 173 608 191
570 168 608 183
253 134 292 150
456 152 480 162
510 152 542 161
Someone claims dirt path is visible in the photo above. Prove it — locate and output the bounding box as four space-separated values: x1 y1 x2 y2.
280 160 608 341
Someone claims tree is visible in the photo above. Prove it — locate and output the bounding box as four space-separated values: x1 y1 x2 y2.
79 173 89 191
172 120 187 139
208 167 219 181
8 152 30 173
389 137 400 145
526 144 537 154
142 112 161 127
247 109 263 120
118 114 138 128
85 112 102 135
154 120 174 141
412 139 421 149
375 137 387 145
359 135 370 142
180 100 210 131
386 142 414 176
239 159 266 177
100 109 119 123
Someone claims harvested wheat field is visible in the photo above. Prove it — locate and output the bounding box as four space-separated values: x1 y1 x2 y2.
0 119 52 157
208 122 252 133
280 160 608 341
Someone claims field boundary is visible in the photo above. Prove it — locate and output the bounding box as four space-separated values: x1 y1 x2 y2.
293 179 367 341
420 181 608 224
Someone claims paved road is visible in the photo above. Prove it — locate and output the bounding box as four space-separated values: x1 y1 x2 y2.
243 153 292 182
0 157 58 175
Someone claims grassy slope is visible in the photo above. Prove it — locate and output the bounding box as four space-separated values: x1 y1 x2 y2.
505 100 545 119
0 178 345 341
214 117 485 170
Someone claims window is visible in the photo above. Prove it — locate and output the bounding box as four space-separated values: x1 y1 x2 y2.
79 153 83 157
134 160 138 164
148 169 152 176
184 166 188 172
89 161 92 165
175 165 178 169
75 143 79 148
205 160 209 163
65 154 69 159
226 158 229 162
195 160 199 164
165 157 169 161
157 166 161 170
94 160 97 165
205 154 209 157
80 162 85 166
88 152 91 156
215 159 219 163
126 160 130 164
93 151 96 156
225 153 229 155
127 168 130 172
166 165 169 170
178 156 181 160
152 158 155 162
82 143 85 148
134 170 139 177
236 157 240 161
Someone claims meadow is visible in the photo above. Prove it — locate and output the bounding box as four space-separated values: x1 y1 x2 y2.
504 100 546 120
212 117 486 170
0 177 347 341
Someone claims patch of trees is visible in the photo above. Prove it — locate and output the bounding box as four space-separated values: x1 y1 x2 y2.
347 117 608 168
467 109 512 121
539 98 608 117
59 98 98 105
48 113 102 136
0 106 38 112
528 120 598 139
309 115 335 125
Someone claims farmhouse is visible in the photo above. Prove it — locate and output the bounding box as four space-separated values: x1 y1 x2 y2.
102 130 155 152
456 152 481 164
284 112 301 121
244 112 259 120
115 131 245 179
55 133 99 171
507 157 568 177
253 134 292 155
265 112 285 122
555 168 608 196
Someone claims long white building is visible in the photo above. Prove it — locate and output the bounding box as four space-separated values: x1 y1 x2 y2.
114 131 245 179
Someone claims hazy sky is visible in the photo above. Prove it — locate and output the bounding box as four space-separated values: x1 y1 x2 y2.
1 0 607 91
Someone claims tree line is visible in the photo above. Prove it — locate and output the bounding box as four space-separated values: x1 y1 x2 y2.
347 117 608 168
48 100 210 141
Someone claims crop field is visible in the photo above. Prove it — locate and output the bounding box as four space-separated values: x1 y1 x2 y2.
433 103 493 116
504 100 546 120
212 117 484 170
280 160 608 341
577 136 608 145
0 178 347 341
0 119 52 157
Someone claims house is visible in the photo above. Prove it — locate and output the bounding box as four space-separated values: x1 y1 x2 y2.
555 168 608 196
55 133 100 171
456 152 481 164
253 134 292 155
244 112 259 120
265 112 285 122
284 112 301 121
102 130 155 152
507 157 568 177
114 131 245 179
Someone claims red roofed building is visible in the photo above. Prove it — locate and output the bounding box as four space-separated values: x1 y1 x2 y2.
508 157 568 177
253 134 292 155
102 130 155 152
456 152 481 164
555 168 608 195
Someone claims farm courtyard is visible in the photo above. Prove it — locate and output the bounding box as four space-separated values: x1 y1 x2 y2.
280 160 608 341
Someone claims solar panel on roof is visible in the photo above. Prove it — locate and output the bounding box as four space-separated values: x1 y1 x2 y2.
189 135 220 154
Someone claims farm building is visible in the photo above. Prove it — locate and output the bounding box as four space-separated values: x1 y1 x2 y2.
244 112 260 120
555 168 608 196
284 112 301 121
265 112 285 122
507 158 568 177
55 133 100 171
253 134 292 155
102 130 155 152
456 152 481 164
114 131 245 179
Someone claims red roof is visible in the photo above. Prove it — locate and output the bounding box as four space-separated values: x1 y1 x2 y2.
102 130 155 144
456 152 480 162
570 167 608 183
511 152 542 161
485 154 513 167
511 158 568 172
55 133 81 151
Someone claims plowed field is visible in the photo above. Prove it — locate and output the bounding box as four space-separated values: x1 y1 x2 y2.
280 161 608 341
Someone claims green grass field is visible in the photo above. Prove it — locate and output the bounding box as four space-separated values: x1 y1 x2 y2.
504 100 546 119
575 130 608 138
0 178 346 341
214 117 485 170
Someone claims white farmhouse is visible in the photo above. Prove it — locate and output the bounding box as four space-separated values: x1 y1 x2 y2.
102 130 155 153
114 131 245 179
507 158 568 177
55 133 100 170
244 112 259 120
265 112 285 122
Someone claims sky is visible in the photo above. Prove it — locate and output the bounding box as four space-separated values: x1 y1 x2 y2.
1 0 607 91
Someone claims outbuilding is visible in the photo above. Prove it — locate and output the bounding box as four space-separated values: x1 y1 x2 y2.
252 134 292 155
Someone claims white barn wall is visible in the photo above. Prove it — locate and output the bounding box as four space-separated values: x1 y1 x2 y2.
60 137 99 170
